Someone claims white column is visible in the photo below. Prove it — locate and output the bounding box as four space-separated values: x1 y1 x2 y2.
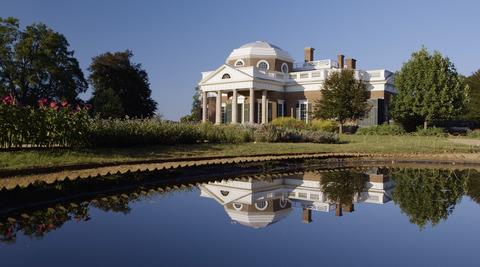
249 88 255 124
202 90 207 122
215 90 222 125
231 89 238 124
261 90 267 124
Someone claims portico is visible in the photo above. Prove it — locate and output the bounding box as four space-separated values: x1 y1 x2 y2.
202 88 272 125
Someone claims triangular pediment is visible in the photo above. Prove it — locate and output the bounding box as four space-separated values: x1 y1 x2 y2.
199 64 254 85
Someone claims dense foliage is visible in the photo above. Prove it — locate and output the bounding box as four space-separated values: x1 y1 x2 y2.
313 69 369 133
0 17 87 106
356 124 406 136
464 70 480 122
0 95 90 148
391 168 467 229
89 50 157 118
271 117 338 133
0 98 338 148
391 48 469 130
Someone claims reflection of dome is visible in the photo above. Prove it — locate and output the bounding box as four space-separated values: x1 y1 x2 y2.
225 207 292 229
226 41 294 62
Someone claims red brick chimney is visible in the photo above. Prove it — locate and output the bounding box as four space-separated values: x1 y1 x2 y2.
337 54 345 69
304 47 314 62
345 58 357 69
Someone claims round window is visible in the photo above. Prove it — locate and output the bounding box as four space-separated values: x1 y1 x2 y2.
222 73 231 79
279 198 288 208
233 203 243 211
255 201 268 211
281 63 289 74
257 60 269 70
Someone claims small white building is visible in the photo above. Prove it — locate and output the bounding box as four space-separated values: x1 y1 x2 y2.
198 41 395 125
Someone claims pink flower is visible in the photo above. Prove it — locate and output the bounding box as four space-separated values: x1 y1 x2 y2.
75 104 82 112
50 101 59 110
61 100 69 108
1 94 15 105
38 98 48 107
85 104 92 110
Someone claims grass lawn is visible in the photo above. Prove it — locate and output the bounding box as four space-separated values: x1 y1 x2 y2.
1 135 479 171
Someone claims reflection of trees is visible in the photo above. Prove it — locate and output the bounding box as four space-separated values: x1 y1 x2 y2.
320 171 368 215
392 169 467 229
466 170 480 204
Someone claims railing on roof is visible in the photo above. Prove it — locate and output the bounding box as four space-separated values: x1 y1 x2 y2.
293 59 338 70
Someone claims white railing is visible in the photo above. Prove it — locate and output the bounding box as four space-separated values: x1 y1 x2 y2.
293 59 338 70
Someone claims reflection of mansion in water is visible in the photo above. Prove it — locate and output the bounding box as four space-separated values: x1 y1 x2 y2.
199 170 394 228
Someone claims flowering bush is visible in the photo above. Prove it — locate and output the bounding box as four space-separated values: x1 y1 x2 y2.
0 95 90 148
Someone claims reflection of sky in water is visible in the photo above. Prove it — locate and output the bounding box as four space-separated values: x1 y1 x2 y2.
1 169 480 267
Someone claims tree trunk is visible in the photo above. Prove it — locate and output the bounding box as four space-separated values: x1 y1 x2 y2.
424 120 428 130
339 123 343 134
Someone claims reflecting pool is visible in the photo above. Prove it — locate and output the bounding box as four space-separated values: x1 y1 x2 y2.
1 167 480 266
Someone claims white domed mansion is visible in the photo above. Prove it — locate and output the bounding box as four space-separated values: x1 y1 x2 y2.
198 41 396 125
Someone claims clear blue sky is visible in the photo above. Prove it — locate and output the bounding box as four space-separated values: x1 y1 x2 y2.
2 0 479 120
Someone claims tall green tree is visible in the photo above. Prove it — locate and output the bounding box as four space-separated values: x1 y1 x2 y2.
89 50 157 118
180 86 202 123
391 48 469 130
0 17 87 106
313 69 369 133
464 70 480 122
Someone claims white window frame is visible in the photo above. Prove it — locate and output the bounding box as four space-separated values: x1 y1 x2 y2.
296 100 309 122
256 60 270 71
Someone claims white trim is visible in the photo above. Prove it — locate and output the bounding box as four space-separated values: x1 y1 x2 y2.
233 203 243 211
257 60 270 71
234 59 245 67
255 201 269 211
281 63 289 74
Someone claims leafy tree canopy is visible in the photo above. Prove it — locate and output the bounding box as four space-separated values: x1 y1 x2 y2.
313 69 369 133
392 168 467 229
89 50 157 118
391 48 469 129
0 17 87 106
180 86 201 123
464 70 480 122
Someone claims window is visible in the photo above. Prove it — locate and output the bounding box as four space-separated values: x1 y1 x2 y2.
279 198 288 208
281 63 289 74
234 59 244 67
255 201 268 211
220 190 229 196
257 60 269 70
277 100 285 117
296 100 308 122
233 203 243 211
222 73 231 79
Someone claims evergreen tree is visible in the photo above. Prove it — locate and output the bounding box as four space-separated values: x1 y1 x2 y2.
313 69 369 133
0 17 87 106
391 48 469 130
89 50 157 118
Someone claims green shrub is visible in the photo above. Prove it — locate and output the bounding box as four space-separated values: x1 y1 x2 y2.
253 124 338 143
467 129 480 139
307 119 338 133
356 124 406 136
271 117 305 129
414 127 446 137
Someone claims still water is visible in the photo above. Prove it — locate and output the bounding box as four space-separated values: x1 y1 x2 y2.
1 167 480 266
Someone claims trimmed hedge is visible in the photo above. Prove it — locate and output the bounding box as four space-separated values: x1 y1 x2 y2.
356 124 406 136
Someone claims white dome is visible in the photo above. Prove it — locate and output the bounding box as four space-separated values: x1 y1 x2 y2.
226 41 294 63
